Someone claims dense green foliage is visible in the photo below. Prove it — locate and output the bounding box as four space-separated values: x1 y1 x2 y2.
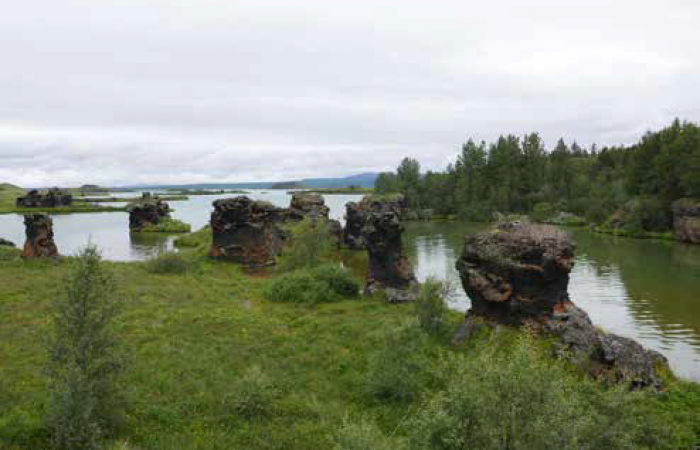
407 337 685 450
413 278 452 337
375 119 700 232
45 246 125 450
265 264 360 304
278 219 333 272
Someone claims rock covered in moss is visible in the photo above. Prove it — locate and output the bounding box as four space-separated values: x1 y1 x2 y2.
362 199 418 302
22 214 59 258
209 196 286 267
126 193 171 231
287 192 330 222
16 188 72 208
343 194 408 250
455 221 668 389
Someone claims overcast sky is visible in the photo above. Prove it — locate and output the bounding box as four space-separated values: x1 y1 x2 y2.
1 0 699 186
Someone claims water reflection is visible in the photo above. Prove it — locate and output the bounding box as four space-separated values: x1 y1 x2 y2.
404 221 700 381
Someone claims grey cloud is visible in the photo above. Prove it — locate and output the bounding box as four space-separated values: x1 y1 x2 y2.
1 0 699 186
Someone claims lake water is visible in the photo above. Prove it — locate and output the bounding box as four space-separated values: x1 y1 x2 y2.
1 190 699 380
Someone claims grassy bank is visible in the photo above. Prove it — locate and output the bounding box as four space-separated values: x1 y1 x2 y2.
296 187 374 195
593 226 676 241
1 227 699 450
74 196 189 203
165 189 249 196
0 205 127 215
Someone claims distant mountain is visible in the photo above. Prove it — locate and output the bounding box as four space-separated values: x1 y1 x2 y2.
122 172 379 190
299 173 378 188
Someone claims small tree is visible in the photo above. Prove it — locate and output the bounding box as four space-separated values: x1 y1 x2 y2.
414 278 452 337
46 245 125 450
279 219 332 272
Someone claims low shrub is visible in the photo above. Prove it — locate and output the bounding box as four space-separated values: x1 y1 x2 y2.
364 322 433 402
265 264 359 305
407 337 687 450
225 365 279 420
413 278 452 337
531 202 555 223
279 219 333 272
139 218 191 233
311 264 361 297
144 252 192 274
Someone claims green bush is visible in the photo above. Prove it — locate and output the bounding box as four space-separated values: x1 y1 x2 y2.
46 245 125 450
332 418 396 450
413 278 452 337
407 337 685 450
364 322 433 402
265 264 359 305
144 251 193 274
311 264 361 297
279 219 333 271
225 365 279 420
531 202 555 223
139 218 191 233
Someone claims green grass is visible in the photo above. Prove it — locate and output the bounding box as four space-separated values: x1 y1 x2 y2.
303 187 374 195
173 226 212 249
138 218 191 233
593 226 676 241
0 183 26 210
0 241 698 449
74 196 189 203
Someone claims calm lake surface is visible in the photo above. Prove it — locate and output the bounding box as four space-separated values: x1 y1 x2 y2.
1 190 699 380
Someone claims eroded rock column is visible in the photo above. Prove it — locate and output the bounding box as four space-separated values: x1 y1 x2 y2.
126 193 170 231
22 214 59 258
209 196 284 267
455 222 668 389
287 192 330 222
363 200 419 302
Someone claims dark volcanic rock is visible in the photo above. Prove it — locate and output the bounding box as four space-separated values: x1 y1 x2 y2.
363 199 419 302
456 223 574 324
328 219 343 248
287 193 330 222
16 188 72 208
209 196 285 267
0 238 15 247
343 194 407 250
672 198 700 244
455 222 668 389
343 201 368 249
126 193 170 231
22 214 59 258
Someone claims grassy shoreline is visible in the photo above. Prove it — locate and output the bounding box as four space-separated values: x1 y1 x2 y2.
1 236 699 449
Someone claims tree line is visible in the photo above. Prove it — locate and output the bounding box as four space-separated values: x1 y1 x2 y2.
375 119 700 231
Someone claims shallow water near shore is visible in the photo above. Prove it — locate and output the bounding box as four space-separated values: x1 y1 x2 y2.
0 190 699 380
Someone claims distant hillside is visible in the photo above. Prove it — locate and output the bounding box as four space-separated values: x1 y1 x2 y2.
299 173 378 188
0 183 25 209
124 172 379 191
